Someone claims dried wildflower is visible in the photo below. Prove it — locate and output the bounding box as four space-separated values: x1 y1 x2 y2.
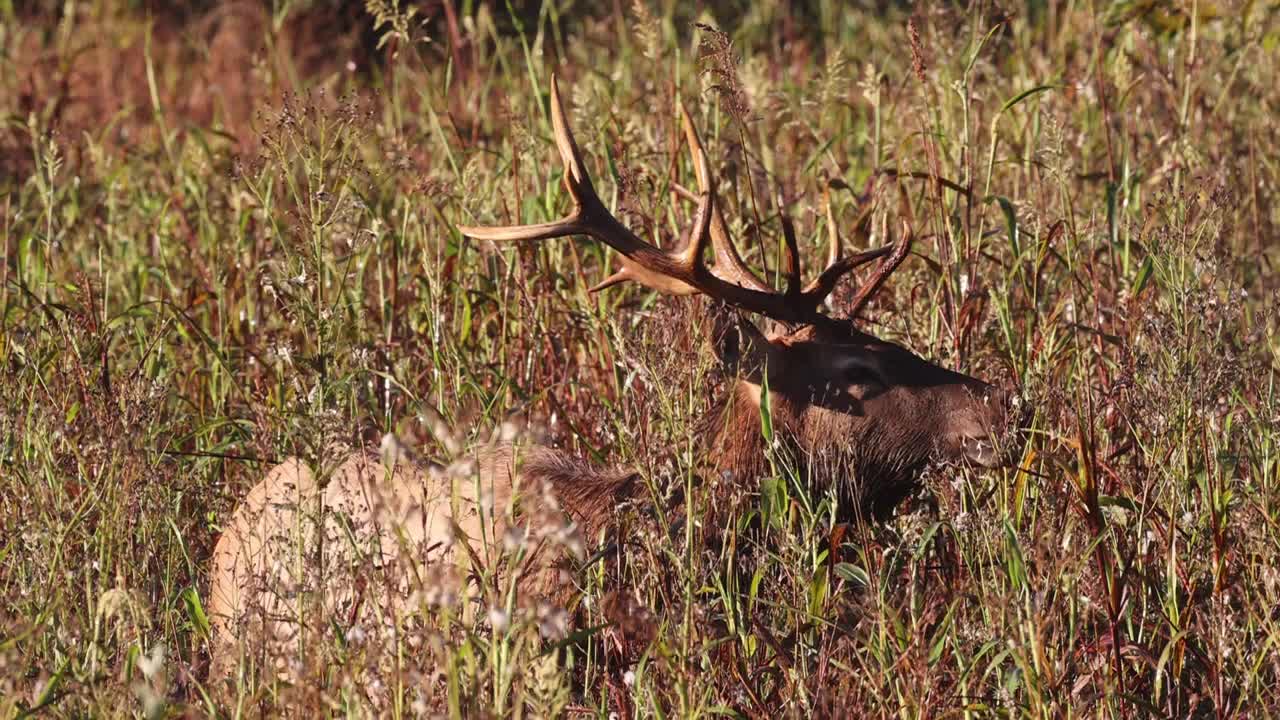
503 526 528 553
553 521 586 561
272 342 293 366
447 457 479 479
817 49 849 110
380 433 407 466
539 481 563 512
907 18 928 83
695 23 750 123
630 0 662 62
136 643 165 681
496 420 521 443
536 602 570 641
348 625 367 645
418 405 462 457
488 607 510 633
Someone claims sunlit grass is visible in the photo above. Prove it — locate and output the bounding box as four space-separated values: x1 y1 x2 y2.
2 0 1278 717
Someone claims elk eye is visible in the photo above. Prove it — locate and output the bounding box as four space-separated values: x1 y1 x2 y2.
842 361 882 388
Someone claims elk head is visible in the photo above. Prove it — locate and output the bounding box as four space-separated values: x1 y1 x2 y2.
460 76 1015 517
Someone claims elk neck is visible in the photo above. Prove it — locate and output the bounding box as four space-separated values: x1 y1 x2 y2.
698 375 932 520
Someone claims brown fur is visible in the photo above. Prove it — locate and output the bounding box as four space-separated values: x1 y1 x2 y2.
208 314 1015 680
702 383 771 488
206 444 638 679
519 448 640 542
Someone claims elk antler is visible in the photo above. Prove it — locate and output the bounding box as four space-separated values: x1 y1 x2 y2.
457 74 912 325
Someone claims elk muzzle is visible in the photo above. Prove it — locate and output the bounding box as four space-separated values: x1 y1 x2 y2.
944 382 1022 468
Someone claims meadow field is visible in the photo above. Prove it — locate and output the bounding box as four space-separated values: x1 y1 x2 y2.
2 0 1279 716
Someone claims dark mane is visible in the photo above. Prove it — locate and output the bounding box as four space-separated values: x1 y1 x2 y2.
700 382 769 487
496 445 640 542
699 379 933 520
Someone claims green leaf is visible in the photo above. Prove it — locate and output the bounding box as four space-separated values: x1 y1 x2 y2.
105 302 157 331
928 601 958 664
809 572 830 614
1003 523 1027 591
181 587 211 639
996 196 1020 258
18 655 69 717
834 562 870 588
603 129 622 184
1098 494 1138 511
760 475 788 530
458 289 472 343
1000 84 1054 114
1130 256 1154 296
1106 181 1120 248
913 521 942 561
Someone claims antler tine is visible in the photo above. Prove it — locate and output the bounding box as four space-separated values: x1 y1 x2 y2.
459 75 705 296
590 100 716 293
549 76 591 191
846 218 914 318
458 72 906 326
800 243 895 306
673 103 773 294
823 181 841 268
675 101 715 271
777 197 802 298
843 181 915 318
672 174 894 313
798 183 889 307
457 75 589 243
669 183 772 292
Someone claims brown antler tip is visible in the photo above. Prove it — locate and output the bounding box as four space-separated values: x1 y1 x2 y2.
589 268 634 293
678 101 713 192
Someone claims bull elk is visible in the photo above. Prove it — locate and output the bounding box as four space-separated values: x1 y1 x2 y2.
208 75 1016 682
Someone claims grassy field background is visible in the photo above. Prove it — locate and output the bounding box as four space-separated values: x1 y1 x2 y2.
2 0 1279 716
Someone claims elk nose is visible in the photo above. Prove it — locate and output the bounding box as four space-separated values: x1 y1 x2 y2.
957 384 1021 467
980 383 1023 424
994 384 1031 431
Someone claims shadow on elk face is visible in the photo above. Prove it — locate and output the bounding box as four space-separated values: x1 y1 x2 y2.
460 73 1019 519
709 311 1016 516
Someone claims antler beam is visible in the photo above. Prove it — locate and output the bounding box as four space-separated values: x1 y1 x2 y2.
457 74 909 325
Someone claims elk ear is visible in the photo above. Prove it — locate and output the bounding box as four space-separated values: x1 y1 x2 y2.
706 308 778 381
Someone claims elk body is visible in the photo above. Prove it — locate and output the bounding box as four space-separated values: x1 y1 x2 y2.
208 76 1013 679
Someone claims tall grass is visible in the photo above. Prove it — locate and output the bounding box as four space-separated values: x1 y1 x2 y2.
2 0 1278 716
